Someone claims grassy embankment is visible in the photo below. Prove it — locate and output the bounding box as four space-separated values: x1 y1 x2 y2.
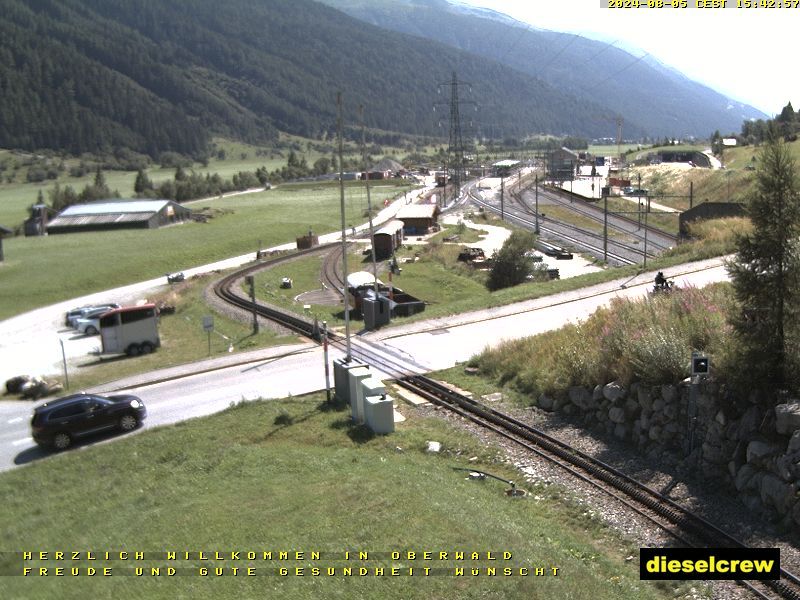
449 282 736 405
0 393 692 600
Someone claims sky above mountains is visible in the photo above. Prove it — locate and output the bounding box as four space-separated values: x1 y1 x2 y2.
458 0 794 117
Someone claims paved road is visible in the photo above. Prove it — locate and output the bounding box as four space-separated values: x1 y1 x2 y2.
0 256 729 473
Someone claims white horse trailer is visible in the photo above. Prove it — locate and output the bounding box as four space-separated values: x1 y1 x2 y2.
99 304 160 356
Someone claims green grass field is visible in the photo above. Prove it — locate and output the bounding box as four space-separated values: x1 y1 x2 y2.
0 180 415 320
0 394 687 600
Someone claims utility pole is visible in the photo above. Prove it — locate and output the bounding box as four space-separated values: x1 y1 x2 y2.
643 208 649 267
603 187 608 262
689 181 694 209
360 106 380 298
534 175 540 234
500 175 505 221
637 173 643 229
337 92 352 361
323 321 331 403
246 275 258 334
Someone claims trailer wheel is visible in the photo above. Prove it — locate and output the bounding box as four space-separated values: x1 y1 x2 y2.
140 342 154 355
126 344 141 357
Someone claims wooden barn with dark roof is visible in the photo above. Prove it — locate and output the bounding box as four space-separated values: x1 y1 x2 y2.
46 199 192 234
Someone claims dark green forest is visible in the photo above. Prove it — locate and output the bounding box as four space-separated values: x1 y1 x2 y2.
0 0 623 159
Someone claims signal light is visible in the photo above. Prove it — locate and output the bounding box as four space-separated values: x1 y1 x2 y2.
692 355 709 376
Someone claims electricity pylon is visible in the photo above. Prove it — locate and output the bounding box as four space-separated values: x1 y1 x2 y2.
435 72 476 204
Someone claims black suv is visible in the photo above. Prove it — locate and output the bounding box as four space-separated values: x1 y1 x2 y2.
31 393 147 450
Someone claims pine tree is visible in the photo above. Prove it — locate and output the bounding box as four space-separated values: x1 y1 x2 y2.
134 169 153 194
727 130 800 395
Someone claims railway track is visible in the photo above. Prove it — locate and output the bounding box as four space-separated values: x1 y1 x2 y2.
466 176 679 266
525 185 677 253
321 243 346 297
466 183 638 265
212 241 800 600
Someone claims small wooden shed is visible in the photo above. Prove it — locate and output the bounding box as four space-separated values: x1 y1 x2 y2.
396 204 440 236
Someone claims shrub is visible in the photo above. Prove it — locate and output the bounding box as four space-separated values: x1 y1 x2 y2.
476 283 735 397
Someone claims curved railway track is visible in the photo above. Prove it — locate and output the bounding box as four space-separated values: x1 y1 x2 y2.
321 243 346 297
212 242 800 600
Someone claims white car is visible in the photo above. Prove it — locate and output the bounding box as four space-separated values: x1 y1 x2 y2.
72 306 114 335
74 316 102 336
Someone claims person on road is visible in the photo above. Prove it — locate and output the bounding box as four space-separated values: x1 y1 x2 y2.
654 271 667 290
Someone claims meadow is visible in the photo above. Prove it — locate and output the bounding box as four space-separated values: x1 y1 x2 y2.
0 180 414 320
0 393 690 600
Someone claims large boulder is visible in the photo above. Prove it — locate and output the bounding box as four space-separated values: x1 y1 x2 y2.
788 430 800 454
603 381 626 402
737 405 764 442
776 454 798 482
775 402 800 435
661 384 678 404
759 474 795 514
746 440 781 466
735 463 758 491
608 406 626 424
638 386 654 411
569 386 596 411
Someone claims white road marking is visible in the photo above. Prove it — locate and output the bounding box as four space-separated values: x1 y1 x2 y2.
7 417 23 424
12 437 33 446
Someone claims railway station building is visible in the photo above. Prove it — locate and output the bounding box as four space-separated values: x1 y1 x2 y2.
547 147 580 181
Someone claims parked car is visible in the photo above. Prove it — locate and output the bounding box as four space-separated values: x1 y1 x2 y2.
31 393 147 450
72 306 115 334
74 316 102 336
65 303 119 327
64 306 92 327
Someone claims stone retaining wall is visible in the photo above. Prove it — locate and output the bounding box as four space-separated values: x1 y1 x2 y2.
537 381 800 528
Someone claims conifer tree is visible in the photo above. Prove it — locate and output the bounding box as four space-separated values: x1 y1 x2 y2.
727 129 800 395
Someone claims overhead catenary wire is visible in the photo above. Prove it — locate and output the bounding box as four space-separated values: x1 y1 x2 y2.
582 51 650 92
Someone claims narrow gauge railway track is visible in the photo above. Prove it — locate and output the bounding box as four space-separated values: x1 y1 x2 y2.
321 243 346 298
214 252 800 600
397 376 800 600
521 185 677 253
214 243 339 336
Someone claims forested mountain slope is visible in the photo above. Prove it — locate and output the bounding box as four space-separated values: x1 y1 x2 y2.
321 0 767 138
0 0 628 158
